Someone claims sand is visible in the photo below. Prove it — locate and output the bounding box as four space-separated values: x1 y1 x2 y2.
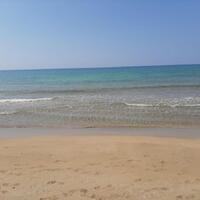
0 135 200 200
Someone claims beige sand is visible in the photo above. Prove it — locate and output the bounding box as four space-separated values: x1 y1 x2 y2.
0 135 200 200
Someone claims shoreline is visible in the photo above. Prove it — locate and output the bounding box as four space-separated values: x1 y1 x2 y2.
0 127 200 139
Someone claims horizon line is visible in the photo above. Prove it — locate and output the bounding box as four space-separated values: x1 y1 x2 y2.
0 63 199 72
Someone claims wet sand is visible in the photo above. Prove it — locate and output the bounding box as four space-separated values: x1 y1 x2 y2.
0 134 200 200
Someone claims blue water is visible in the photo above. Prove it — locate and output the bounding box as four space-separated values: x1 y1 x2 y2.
0 65 200 128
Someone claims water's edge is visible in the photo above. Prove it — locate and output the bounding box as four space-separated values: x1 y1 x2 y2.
0 127 199 139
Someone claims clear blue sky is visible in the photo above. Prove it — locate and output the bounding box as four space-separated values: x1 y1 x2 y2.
0 0 200 69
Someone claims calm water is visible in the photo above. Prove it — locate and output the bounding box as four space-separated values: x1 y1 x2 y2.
0 65 200 128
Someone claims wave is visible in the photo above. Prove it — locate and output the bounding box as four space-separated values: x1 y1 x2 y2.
0 97 55 103
112 102 154 107
0 111 18 115
178 104 200 107
113 102 200 108
123 103 152 107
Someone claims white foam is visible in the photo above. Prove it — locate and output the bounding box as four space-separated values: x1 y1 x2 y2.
124 103 152 107
0 97 54 103
182 104 200 107
0 111 17 115
124 102 200 108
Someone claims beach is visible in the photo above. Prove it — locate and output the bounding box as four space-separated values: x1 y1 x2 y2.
0 65 200 200
0 131 200 200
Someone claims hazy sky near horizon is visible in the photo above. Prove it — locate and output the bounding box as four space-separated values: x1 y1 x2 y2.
0 0 200 69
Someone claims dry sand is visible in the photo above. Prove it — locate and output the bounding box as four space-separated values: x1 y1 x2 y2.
0 135 200 200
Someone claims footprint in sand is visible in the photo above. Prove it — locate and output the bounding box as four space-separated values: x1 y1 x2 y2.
160 187 168 191
54 160 66 163
107 184 112 188
1 190 8 194
135 178 142 182
90 194 96 199
0 170 7 173
2 183 9 187
74 168 80 172
195 178 200 182
39 196 58 200
176 194 195 200
80 188 88 196
14 172 22 176
66 189 77 196
185 180 191 184
14 164 21 166
160 160 165 164
47 180 56 185
14 167 21 170
88 163 97 166
148 187 169 192
63 192 68 197
186 194 195 199
94 185 100 190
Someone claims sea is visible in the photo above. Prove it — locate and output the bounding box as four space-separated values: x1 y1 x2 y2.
0 64 200 128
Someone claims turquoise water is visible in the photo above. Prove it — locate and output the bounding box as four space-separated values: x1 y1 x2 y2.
0 65 200 128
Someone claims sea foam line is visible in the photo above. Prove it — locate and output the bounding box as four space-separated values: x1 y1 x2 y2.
0 111 18 115
123 102 200 108
124 103 152 107
0 97 54 103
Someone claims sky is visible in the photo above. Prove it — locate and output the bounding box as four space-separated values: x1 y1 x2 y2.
0 0 200 70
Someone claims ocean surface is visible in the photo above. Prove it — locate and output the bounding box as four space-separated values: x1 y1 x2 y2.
0 65 200 128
